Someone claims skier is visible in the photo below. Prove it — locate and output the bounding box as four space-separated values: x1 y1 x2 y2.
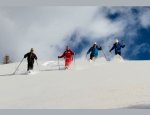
58 46 75 69
109 39 125 56
24 48 38 72
86 42 102 61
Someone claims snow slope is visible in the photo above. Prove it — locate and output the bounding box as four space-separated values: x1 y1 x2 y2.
0 56 150 109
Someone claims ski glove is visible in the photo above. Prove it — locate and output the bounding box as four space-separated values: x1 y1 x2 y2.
100 47 102 50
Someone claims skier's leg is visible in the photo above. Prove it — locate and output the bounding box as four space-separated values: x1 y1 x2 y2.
31 62 34 70
28 62 32 71
90 55 94 60
27 62 30 71
115 52 117 55
65 59 68 69
116 52 121 56
118 52 121 56
90 55 92 60
68 58 72 67
65 58 72 69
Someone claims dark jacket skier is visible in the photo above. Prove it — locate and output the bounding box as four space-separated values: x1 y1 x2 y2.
109 39 125 56
87 42 102 60
24 48 37 71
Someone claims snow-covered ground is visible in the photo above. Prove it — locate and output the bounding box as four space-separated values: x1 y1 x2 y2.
0 56 150 109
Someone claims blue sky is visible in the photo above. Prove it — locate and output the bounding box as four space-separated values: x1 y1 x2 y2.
62 7 150 60
0 7 150 61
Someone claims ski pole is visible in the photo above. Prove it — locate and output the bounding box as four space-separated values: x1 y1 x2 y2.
58 58 60 70
102 49 108 61
73 55 76 65
36 60 40 71
13 58 24 74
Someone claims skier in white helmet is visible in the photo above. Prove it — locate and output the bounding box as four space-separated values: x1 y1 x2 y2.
109 39 125 56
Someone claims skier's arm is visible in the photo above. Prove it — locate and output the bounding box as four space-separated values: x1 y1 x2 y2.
110 44 115 52
34 54 37 60
70 50 75 55
24 53 28 58
58 51 65 58
87 47 92 55
121 44 125 48
97 46 102 50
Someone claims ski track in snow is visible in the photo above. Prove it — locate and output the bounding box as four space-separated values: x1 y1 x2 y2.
15 71 39 76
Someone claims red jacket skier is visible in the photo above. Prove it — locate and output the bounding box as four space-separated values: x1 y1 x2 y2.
58 46 75 69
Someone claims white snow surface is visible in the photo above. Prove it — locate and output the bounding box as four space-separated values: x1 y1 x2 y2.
0 56 150 109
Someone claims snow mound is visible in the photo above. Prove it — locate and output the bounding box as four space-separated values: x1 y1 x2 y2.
42 61 57 66
0 59 150 109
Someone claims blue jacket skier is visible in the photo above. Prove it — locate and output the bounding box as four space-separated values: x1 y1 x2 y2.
87 42 102 60
109 39 125 56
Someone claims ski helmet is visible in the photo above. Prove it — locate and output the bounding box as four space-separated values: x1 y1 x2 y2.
30 48 34 52
115 39 119 43
94 42 97 45
66 46 69 50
